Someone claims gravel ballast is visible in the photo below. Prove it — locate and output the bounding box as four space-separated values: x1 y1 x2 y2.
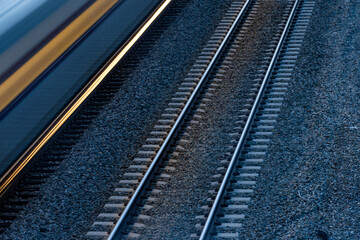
2 0 359 239
239 0 360 239
123 1 292 237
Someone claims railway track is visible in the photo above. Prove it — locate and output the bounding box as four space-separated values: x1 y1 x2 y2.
198 1 315 238
86 0 314 239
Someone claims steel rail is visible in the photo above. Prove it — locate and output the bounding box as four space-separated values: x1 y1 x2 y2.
107 0 252 239
199 0 300 239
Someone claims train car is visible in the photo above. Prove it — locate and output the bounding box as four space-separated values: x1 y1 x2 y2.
0 0 168 195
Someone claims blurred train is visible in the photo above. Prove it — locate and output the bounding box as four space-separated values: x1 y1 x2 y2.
0 0 94 83
0 0 167 194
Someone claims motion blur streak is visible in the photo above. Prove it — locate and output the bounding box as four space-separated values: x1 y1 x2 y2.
0 0 47 36
0 0 119 112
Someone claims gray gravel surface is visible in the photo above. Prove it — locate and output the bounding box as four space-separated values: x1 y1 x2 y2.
240 0 360 239
0 0 234 239
124 1 290 238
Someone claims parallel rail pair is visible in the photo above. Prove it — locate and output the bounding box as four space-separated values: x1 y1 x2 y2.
102 0 301 239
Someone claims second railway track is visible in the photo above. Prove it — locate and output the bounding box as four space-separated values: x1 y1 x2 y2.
198 0 315 239
86 0 314 239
